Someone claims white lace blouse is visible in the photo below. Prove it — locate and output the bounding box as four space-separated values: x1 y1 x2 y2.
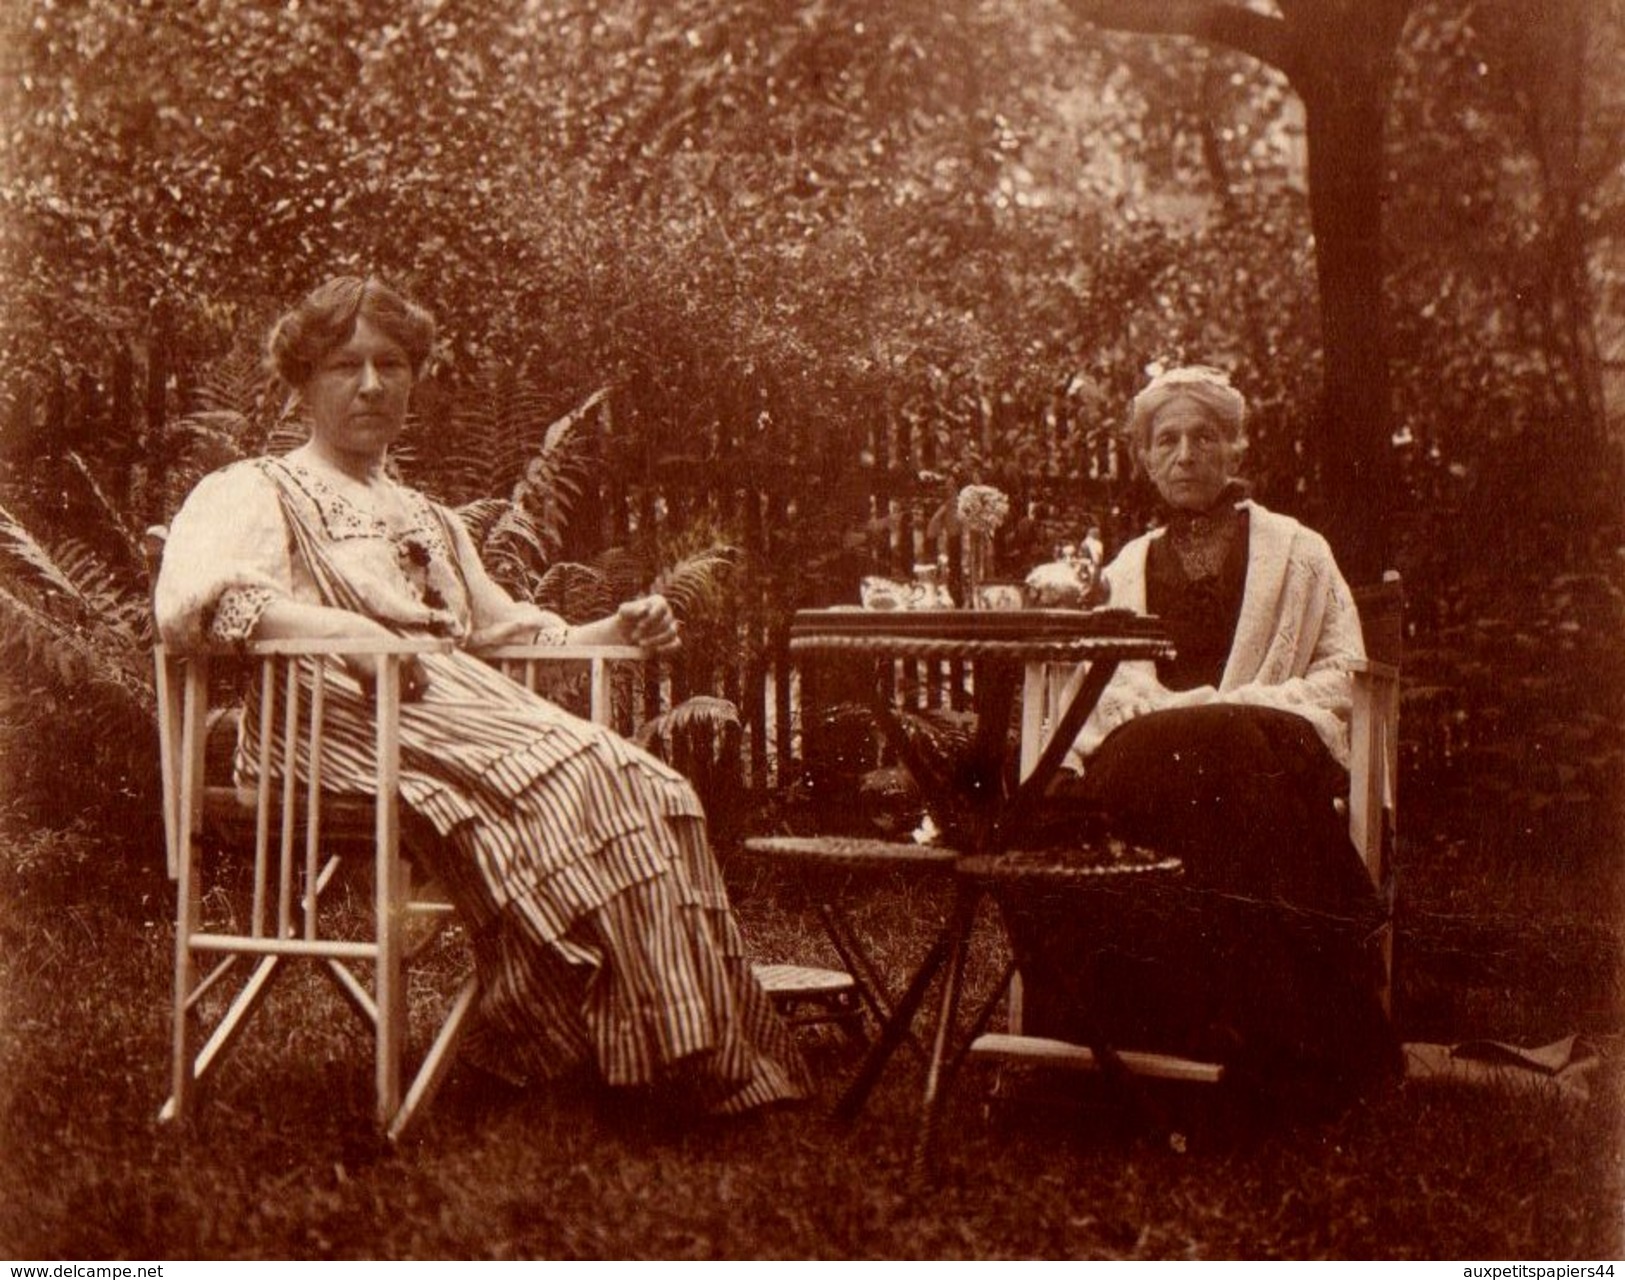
154 450 569 652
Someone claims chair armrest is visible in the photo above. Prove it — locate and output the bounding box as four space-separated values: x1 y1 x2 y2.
160 636 453 660
1349 657 1399 683
241 636 453 658
477 643 649 727
477 643 648 662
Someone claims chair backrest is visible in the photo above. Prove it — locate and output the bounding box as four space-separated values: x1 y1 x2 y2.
146 526 185 877
143 526 168 612
1353 572 1404 668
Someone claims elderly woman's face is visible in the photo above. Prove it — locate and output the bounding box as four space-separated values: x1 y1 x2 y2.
302 317 413 474
1140 397 1240 511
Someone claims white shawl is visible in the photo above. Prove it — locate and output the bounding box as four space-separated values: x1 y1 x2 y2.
1067 501 1365 770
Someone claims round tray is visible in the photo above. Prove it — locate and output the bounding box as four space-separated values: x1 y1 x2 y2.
738 835 960 873
958 844 1184 885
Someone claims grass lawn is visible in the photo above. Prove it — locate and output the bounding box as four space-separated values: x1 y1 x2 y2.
1 800 1620 1261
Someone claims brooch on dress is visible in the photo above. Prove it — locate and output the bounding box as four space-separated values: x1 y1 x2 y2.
398 536 448 611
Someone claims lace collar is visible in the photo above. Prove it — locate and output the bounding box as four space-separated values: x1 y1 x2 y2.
1156 482 1249 580
265 450 439 545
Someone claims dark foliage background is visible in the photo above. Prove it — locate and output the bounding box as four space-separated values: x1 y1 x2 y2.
0 3 1621 1258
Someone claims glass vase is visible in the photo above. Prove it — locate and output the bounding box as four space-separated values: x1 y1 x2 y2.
966 531 988 610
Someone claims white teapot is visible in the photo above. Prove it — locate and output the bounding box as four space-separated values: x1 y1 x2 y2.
1024 538 1100 609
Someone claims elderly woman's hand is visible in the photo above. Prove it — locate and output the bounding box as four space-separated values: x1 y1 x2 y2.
1114 681 1217 725
616 595 682 652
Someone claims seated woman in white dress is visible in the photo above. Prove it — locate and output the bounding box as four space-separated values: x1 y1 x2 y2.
155 275 811 1116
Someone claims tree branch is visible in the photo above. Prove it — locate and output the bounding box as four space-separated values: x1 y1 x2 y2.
1061 1 1300 80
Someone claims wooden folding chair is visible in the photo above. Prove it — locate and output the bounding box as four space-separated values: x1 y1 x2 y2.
970 574 1404 1080
149 529 650 1141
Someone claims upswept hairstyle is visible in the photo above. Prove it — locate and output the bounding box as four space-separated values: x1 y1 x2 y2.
1125 365 1249 457
267 275 437 387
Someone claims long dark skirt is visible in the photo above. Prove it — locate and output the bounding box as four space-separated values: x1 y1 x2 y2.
1006 704 1399 1107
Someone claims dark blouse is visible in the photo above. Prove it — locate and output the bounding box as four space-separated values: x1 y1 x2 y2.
1146 505 1250 691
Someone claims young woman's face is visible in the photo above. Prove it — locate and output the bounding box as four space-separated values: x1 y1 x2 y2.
301 317 414 472
1139 398 1241 511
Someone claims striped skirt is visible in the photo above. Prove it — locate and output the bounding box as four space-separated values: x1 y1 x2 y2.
240 648 811 1114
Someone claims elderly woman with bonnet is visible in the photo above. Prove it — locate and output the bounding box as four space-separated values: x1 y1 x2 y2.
1017 365 1399 1109
155 276 810 1115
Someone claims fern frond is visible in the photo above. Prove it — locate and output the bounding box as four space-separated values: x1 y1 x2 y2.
544 385 612 452
634 694 741 762
478 537 542 601
594 546 657 604
0 502 90 604
535 561 616 621
158 411 256 518
51 538 146 639
0 504 146 637
189 339 276 420
64 452 143 559
894 706 979 781
168 409 254 451
650 546 741 618
487 501 556 562
633 695 746 842
451 496 513 546
449 496 556 598
512 384 613 550
435 368 559 499
0 583 153 712
174 340 290 467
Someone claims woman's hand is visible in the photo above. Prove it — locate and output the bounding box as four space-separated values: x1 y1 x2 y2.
386 654 432 703
1109 680 1217 728
337 626 432 703
616 595 682 652
563 596 682 652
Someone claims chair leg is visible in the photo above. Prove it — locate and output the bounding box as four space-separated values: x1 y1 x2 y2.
375 914 407 1133
818 904 929 1062
161 954 287 1123
910 884 981 1184
834 926 957 1125
387 976 480 1144
320 958 381 1026
166 914 197 1124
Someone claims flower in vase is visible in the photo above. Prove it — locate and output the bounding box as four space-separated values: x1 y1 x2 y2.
956 484 1010 537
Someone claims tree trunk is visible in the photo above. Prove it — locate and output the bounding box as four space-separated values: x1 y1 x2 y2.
1064 1 1416 582
1273 1 1414 583
1299 67 1394 582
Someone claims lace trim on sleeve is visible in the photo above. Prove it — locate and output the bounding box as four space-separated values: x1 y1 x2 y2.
207 586 274 646
532 613 570 646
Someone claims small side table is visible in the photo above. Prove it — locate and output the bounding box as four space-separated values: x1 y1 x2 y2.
748 608 1176 1179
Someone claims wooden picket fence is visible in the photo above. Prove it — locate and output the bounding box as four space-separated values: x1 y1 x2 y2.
1 337 1141 809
